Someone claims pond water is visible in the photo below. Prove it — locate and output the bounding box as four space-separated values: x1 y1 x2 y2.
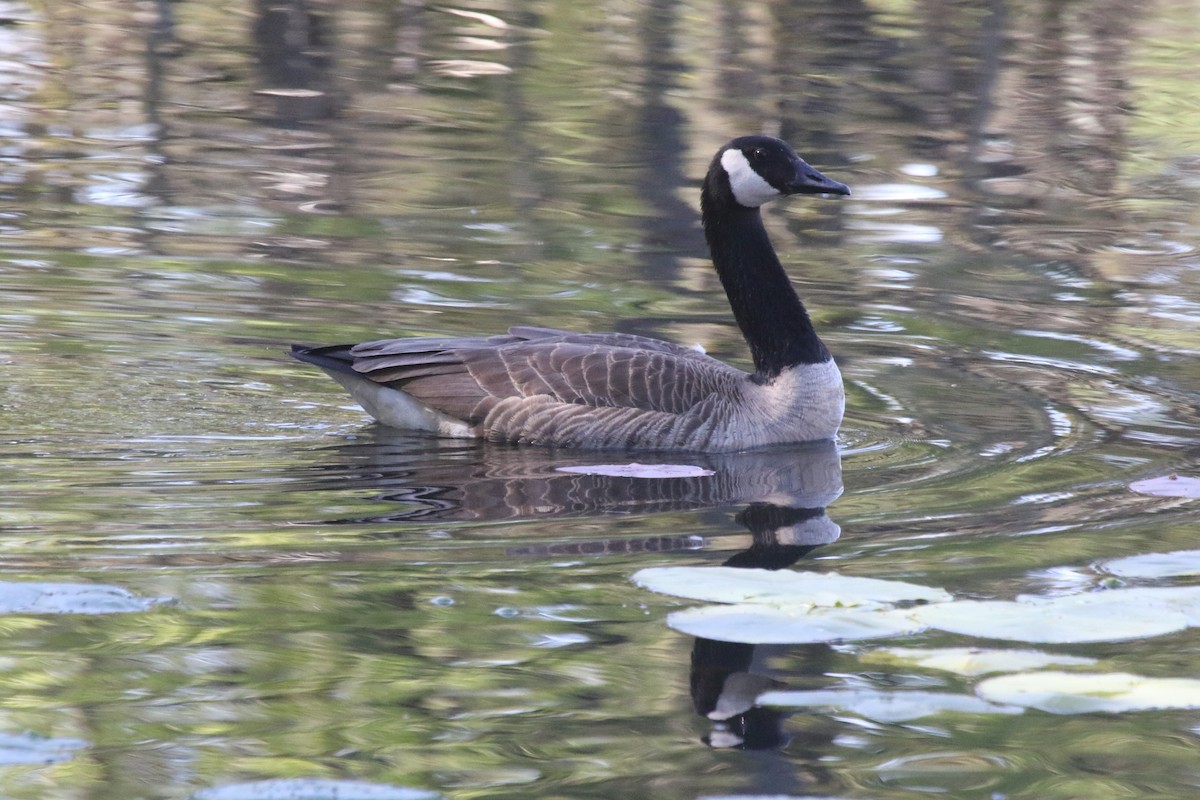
3 0 1200 797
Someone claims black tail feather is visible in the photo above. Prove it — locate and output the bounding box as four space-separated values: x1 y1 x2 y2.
290 343 359 376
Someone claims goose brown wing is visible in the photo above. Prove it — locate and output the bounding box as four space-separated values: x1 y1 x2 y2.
346 328 743 424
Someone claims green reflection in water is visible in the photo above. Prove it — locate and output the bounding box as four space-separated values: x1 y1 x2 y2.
0 0 1198 798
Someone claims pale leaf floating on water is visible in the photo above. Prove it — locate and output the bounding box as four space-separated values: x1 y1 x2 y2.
556 463 715 479
666 604 925 645
757 688 1022 722
976 671 1200 714
1129 474 1200 499
0 582 169 615
632 566 952 606
1101 549 1200 579
191 778 442 800
860 646 1098 676
636 567 1200 645
909 591 1192 644
1084 585 1200 625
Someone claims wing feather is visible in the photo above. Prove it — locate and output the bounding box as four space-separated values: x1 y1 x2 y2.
303 326 750 443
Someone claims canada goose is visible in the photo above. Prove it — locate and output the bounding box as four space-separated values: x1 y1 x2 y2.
292 135 850 451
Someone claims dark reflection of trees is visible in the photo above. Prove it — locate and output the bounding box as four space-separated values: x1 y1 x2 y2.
253 0 335 101
25 0 1156 277
139 0 175 242
625 0 707 315
771 0 873 155
496 1 555 268
910 0 1134 266
713 0 763 117
1005 0 1131 199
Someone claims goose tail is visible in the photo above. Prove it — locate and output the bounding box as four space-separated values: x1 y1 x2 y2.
290 343 357 376
290 343 473 437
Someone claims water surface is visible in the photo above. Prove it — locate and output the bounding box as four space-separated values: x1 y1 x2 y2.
2 1 1200 798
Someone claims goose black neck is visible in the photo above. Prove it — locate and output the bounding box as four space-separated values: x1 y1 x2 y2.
702 192 830 379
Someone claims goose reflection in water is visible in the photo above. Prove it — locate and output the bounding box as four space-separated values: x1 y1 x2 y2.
305 429 844 751
307 430 842 528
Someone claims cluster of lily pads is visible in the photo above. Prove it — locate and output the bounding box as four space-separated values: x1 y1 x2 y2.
634 547 1200 718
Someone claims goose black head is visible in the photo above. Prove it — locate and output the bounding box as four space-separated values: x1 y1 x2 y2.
713 135 850 209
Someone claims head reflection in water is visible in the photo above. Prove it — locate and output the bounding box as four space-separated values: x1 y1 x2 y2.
690 500 841 751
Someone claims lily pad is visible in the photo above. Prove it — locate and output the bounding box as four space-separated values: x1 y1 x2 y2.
1021 586 1200 626
1129 474 1200 498
758 688 1022 722
667 603 924 644
633 566 952 608
910 593 1190 643
976 671 1200 714
1082 585 1200 626
860 646 1098 676
1100 549 1200 579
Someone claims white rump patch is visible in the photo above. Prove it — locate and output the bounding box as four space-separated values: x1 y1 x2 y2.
322 368 472 437
721 148 781 208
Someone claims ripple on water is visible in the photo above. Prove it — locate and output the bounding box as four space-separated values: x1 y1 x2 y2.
874 751 1015 795
851 183 949 202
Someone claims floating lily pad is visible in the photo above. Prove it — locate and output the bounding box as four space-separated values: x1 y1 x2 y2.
667 603 924 644
0 582 168 615
633 566 952 607
1101 549 1200 579
860 646 1098 676
555 463 715 478
192 779 441 800
976 671 1200 714
910 592 1191 643
1083 585 1200 626
1129 474 1200 498
758 688 1022 722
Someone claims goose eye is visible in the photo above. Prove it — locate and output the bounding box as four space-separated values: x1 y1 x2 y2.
751 147 766 161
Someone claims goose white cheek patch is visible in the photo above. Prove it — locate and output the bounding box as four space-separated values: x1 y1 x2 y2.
721 148 782 207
